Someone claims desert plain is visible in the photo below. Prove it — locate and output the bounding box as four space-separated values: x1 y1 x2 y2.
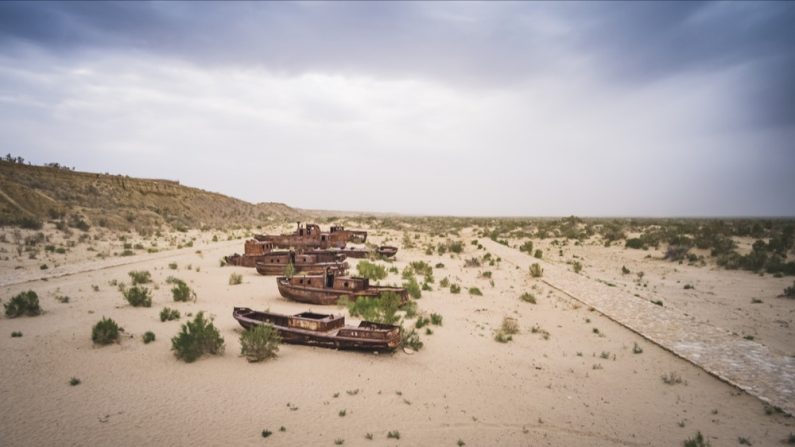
1 219 793 447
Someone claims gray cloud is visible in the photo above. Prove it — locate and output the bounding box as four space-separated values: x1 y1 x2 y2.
0 1 793 216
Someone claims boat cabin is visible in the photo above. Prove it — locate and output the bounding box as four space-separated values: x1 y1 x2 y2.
287 312 344 332
244 239 274 256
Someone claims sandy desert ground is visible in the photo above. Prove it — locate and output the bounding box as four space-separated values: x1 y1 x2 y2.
1 223 794 446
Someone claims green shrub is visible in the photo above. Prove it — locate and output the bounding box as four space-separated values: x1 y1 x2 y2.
240 324 281 362
340 292 402 324
92 317 120 345
440 277 450 288
69 377 81 386
784 282 795 298
415 315 430 329
520 292 536 304
160 307 181 321
128 270 152 285
284 262 296 278
529 263 543 278
123 286 152 307
228 273 243 285
387 431 400 440
430 313 443 326
171 312 225 362
143 331 156 344
11 331 23 337
170 278 195 302
621 265 631 274
168 262 178 270
450 283 461 294
468 287 482 296
519 240 534 253
683 431 710 447
404 276 421 299
401 327 423 351
356 260 388 281
533 249 543 259
4 290 42 318
572 261 582 273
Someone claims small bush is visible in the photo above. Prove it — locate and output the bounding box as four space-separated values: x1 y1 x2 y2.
170 278 195 302
439 277 450 288
69 377 81 386
683 431 710 447
160 307 181 321
533 249 543 259
495 317 519 342
123 286 152 307
468 287 482 296
171 312 225 362
520 292 536 304
404 277 421 299
4 290 42 318
430 313 443 326
415 315 430 329
621 266 630 274
357 260 388 281
633 342 643 354
387 431 400 440
784 282 795 298
143 331 156 344
11 331 23 337
450 283 461 294
128 270 152 285
529 263 543 278
572 261 582 273
341 292 402 325
519 240 534 253
168 262 178 270
401 327 423 351
662 371 684 385
92 317 120 345
240 324 281 362
228 273 243 285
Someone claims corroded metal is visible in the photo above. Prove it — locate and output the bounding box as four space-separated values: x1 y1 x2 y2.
233 307 401 351
254 250 348 276
276 269 408 305
254 222 367 249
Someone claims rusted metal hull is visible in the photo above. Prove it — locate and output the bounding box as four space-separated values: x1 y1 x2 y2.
276 277 408 305
256 261 348 276
233 307 400 351
376 245 398 258
224 254 265 267
253 223 368 250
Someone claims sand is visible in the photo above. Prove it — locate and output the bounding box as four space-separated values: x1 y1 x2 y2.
1 224 793 446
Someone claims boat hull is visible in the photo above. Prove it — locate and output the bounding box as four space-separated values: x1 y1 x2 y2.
276 277 408 305
255 261 348 276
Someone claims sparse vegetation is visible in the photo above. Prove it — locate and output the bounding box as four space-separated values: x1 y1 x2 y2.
529 263 543 278
401 327 423 351
495 317 519 343
123 286 152 307
450 283 461 294
240 324 281 362
168 262 178 270
169 278 195 302
228 273 243 285
683 431 710 447
92 317 120 345
128 270 152 285
160 307 181 321
520 292 536 303
4 290 42 318
143 331 156 344
340 292 403 325
11 331 23 337
468 287 482 296
404 276 421 299
662 371 685 385
387 431 400 440
69 377 81 386
171 312 225 362
357 260 388 281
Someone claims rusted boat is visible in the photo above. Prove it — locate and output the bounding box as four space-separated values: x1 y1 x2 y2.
302 245 399 260
233 307 401 351
375 245 398 258
277 269 409 305
224 239 276 267
255 251 348 276
254 222 367 249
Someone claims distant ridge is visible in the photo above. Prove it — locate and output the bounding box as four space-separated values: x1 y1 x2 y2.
0 161 302 231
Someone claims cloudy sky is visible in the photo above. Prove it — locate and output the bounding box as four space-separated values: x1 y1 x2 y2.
1 1 793 216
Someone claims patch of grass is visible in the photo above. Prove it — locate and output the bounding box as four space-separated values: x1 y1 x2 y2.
430 313 443 326
240 323 281 362
450 283 461 294
651 299 664 306
171 312 225 362
4 290 42 318
228 273 243 285
69 377 81 386
633 342 643 354
572 261 582 273
520 292 536 304
261 429 272 438
143 331 156 344
365 433 373 440
439 277 450 288
123 286 152 307
11 331 23 337
529 263 543 278
683 284 694 290
621 265 631 274
338 409 347 417
387 431 400 439
415 315 430 329
357 260 388 281
468 287 482 296
403 276 421 299
92 317 120 345
533 249 543 259
168 262 178 270
784 282 795 298
128 270 151 285
495 316 519 342
458 440 466 446
334 439 344 445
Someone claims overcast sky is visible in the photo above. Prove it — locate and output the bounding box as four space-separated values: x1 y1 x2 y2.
1 1 793 216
